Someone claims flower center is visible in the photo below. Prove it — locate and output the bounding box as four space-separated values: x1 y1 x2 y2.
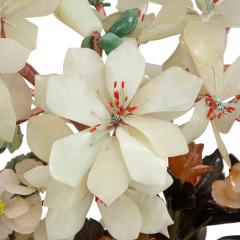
90 81 137 133
205 0 219 11
0 199 5 216
206 95 236 120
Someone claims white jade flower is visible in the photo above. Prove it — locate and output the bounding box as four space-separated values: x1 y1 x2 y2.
25 165 173 240
54 0 102 37
0 0 60 73
0 73 31 144
25 115 173 240
0 168 41 240
35 42 202 208
173 18 240 165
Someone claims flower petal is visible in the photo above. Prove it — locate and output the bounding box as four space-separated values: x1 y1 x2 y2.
145 63 162 79
99 194 142 240
44 175 88 211
130 173 173 195
46 193 93 240
124 115 188 157
10 0 60 18
4 197 29 219
116 126 169 185
0 169 19 197
13 194 42 230
15 159 42 186
87 138 130 206
0 79 16 142
116 0 148 11
49 130 106 187
132 67 202 115
46 74 109 126
55 0 102 36
139 0 189 43
1 74 32 121
181 99 209 143
34 221 75 240
5 17 37 50
0 219 12 239
27 114 72 162
126 190 173 236
214 0 240 28
6 184 35 196
106 42 145 104
217 56 240 100
24 166 50 189
0 38 30 74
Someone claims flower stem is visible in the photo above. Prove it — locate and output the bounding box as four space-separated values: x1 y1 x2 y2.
0 18 6 38
92 31 103 56
95 3 106 16
19 63 38 86
17 107 43 125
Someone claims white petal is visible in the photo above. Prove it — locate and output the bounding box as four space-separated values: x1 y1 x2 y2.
211 121 231 166
15 159 42 186
4 197 29 219
124 115 188 157
116 126 169 185
181 99 209 143
6 184 35 196
49 130 106 187
24 166 50 189
99 194 142 240
0 79 16 142
117 0 148 12
34 221 75 240
46 193 93 240
13 194 42 230
0 38 30 74
0 219 12 239
46 74 109 126
145 63 162 79
106 42 145 104
132 67 202 115
139 0 189 43
55 0 102 36
217 56 240 100
214 0 240 27
27 114 72 162
0 169 19 197
130 173 173 195
1 74 32 121
5 17 37 50
44 175 88 211
126 190 173 236
184 18 227 66
87 138 130 206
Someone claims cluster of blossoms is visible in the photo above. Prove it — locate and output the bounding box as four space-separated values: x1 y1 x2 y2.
1 0 240 240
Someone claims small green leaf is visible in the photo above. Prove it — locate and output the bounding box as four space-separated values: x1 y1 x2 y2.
6 126 23 153
108 8 139 38
99 32 123 55
81 36 94 49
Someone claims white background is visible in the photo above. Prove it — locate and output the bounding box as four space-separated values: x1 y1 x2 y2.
1 1 240 239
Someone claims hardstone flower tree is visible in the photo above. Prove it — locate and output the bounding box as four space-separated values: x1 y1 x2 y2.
1 0 240 239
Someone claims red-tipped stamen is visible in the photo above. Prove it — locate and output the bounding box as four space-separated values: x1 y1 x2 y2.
109 101 114 109
114 91 119 100
121 81 125 89
114 81 117 88
127 106 137 113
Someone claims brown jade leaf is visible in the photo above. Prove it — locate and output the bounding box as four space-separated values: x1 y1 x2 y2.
212 162 240 209
169 143 213 185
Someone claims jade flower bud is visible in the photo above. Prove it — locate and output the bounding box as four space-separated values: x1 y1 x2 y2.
55 0 103 37
0 0 60 73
